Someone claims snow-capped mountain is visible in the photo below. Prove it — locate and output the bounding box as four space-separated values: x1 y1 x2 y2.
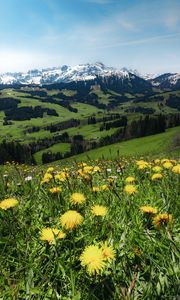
141 73 160 81
0 63 141 86
0 62 179 90
150 73 180 89
0 62 115 85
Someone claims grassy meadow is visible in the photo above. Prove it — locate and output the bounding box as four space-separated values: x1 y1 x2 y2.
0 157 179 299
57 126 180 164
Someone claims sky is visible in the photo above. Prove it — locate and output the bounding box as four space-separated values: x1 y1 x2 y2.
0 0 180 74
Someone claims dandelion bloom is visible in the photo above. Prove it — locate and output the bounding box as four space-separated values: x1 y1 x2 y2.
70 193 86 204
136 160 149 170
153 213 173 229
55 171 69 182
151 173 163 181
91 205 108 216
93 166 101 172
0 198 18 210
47 167 54 173
152 166 162 172
172 165 180 174
163 162 173 169
92 186 101 192
41 173 53 184
140 205 158 214
80 245 105 275
138 164 149 170
83 166 94 174
40 227 66 244
124 184 137 195
101 242 116 262
161 159 169 163
125 176 135 183
60 210 83 230
49 187 62 194
100 184 109 191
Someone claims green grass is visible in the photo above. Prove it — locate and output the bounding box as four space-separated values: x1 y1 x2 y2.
0 156 179 299
34 143 71 164
0 87 179 160
60 123 118 140
71 102 103 116
59 127 180 162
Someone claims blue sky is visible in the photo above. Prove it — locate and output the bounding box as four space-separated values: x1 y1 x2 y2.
0 0 179 73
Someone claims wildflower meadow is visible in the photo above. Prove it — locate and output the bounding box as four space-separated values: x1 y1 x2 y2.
0 158 179 299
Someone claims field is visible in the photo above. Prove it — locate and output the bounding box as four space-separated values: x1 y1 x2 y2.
0 157 179 299
57 126 180 163
0 87 180 164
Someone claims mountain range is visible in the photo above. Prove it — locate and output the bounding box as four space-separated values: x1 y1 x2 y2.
0 62 179 90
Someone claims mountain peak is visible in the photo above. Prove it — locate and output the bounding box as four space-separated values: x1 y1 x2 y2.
0 63 179 89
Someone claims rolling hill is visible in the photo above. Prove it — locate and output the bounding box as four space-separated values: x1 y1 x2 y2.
0 63 179 165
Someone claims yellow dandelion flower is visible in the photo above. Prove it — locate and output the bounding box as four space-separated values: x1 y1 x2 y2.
151 173 163 181
101 242 116 262
83 166 94 174
93 166 101 172
49 187 62 194
82 174 91 181
71 193 86 204
40 173 53 184
152 166 162 172
136 160 145 165
51 228 66 239
136 160 148 166
163 162 173 169
60 210 83 230
154 159 160 164
92 186 101 192
140 205 158 214
40 228 55 243
125 176 135 183
0 198 18 210
44 173 53 181
161 158 169 163
80 245 105 275
91 205 108 216
77 169 84 177
56 230 66 239
47 167 54 173
153 213 173 229
40 227 66 244
172 165 180 174
100 184 109 191
78 162 87 167
55 172 69 182
138 163 149 170
124 184 137 195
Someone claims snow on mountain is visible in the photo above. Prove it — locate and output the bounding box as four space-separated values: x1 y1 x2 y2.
150 73 180 89
0 63 132 85
0 63 179 87
168 73 180 85
141 73 160 80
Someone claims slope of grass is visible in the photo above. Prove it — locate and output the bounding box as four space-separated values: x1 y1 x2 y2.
59 127 180 162
34 143 71 164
